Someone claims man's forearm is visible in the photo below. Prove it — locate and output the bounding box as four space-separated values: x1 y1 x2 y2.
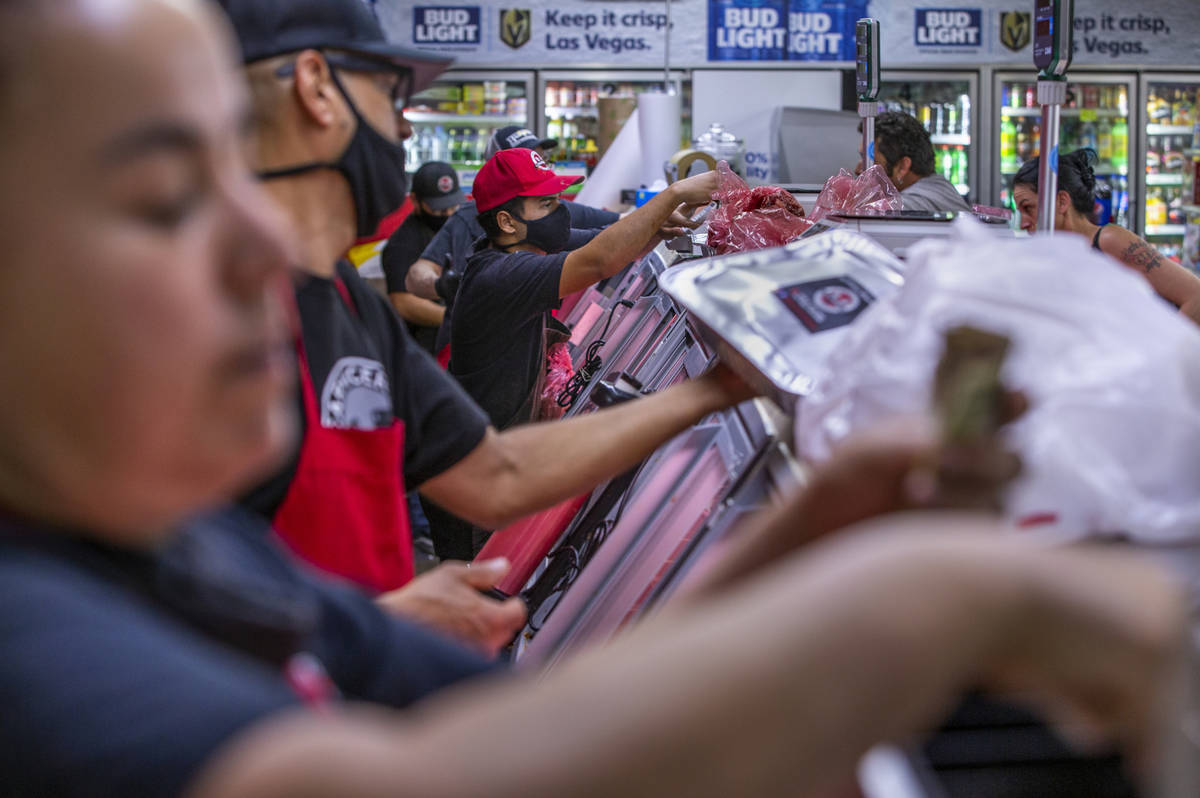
561 187 687 296
389 292 445 327
189 523 1037 798
486 373 739 525
406 258 443 300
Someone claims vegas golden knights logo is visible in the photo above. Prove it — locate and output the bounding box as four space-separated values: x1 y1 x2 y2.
1000 11 1031 52
500 9 531 49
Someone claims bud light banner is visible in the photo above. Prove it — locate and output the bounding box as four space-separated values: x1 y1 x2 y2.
913 8 982 48
788 0 868 60
708 0 867 61
413 7 482 45
708 0 789 61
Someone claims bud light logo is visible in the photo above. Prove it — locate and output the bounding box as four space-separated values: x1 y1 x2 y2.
914 9 981 47
708 0 865 62
413 7 481 45
708 0 789 61
788 0 865 61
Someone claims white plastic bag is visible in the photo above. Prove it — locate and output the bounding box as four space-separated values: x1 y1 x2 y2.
794 217 1200 544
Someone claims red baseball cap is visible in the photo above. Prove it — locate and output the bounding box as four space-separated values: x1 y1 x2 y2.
472 148 583 212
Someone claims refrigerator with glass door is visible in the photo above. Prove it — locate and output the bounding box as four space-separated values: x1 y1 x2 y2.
878 70 981 204
1139 74 1199 262
404 69 536 190
993 72 1136 229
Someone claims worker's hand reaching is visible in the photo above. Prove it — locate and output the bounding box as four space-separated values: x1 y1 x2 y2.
376 559 527 656
669 169 720 209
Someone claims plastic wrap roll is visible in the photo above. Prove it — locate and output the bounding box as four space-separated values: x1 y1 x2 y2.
575 108 642 211
637 92 682 188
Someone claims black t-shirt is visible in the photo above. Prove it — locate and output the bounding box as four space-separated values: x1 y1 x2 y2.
239 261 489 519
382 213 441 355
0 508 497 797
422 201 620 354
449 229 599 428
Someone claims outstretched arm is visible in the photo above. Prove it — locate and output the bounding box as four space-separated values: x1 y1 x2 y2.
417 366 753 530
1103 226 1200 326
189 519 1184 798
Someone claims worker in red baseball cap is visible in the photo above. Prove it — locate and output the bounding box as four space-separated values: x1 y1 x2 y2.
449 147 718 439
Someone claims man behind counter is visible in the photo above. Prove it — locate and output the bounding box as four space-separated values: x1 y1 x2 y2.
857 111 972 213
404 127 619 320
381 161 463 355
449 149 717 431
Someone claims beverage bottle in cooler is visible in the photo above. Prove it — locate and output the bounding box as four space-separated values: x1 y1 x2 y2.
558 82 573 108
417 127 434 163
1146 137 1162 174
1112 117 1128 172
920 104 932 129
1025 83 1036 108
1097 118 1113 163
547 115 562 142
575 83 589 107
1083 84 1099 109
946 103 958 135
1146 188 1168 226
1016 119 1032 163
432 125 448 161
544 81 557 109
940 146 954 181
954 146 968 188
1164 137 1185 173
933 103 945 135
476 128 490 162
959 93 971 136
1001 116 1018 171
1031 120 1041 158
1080 121 1098 153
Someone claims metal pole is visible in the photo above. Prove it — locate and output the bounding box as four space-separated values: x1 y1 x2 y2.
859 100 878 173
1035 79 1066 233
664 0 672 93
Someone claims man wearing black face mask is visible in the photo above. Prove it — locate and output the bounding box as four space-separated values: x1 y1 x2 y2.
382 162 464 355
451 148 719 431
224 0 755 589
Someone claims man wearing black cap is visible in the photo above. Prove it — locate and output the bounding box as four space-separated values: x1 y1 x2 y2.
404 130 618 310
483 125 559 161
221 0 757 589
382 161 463 356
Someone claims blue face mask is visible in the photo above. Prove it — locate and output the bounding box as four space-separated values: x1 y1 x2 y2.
507 203 571 254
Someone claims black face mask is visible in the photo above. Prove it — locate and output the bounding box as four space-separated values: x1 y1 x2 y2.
417 210 450 232
506 203 571 254
258 71 408 239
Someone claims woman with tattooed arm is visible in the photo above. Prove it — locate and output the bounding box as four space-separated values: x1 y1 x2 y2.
1013 148 1200 326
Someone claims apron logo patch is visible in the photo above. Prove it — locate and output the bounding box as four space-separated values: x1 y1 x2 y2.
320 356 392 429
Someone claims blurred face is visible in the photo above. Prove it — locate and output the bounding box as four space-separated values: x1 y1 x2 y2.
1013 183 1039 233
855 137 887 176
417 198 459 218
0 0 296 541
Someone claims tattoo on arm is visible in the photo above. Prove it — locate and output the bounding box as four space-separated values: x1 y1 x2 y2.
1122 240 1165 273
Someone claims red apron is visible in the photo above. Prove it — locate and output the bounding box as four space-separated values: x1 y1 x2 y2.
271 280 413 594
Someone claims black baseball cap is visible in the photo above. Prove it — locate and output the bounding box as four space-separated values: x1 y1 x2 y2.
483 126 559 161
216 0 453 98
411 162 465 211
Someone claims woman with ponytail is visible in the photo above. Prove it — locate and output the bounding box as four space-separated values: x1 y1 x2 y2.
1013 148 1200 325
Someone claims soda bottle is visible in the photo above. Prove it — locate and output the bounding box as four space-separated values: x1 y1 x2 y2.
1097 118 1113 163
955 146 968 187
1112 117 1128 172
1025 83 1036 107
1001 116 1018 171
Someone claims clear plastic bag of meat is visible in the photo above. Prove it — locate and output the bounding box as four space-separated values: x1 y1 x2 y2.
705 160 811 254
810 165 902 222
